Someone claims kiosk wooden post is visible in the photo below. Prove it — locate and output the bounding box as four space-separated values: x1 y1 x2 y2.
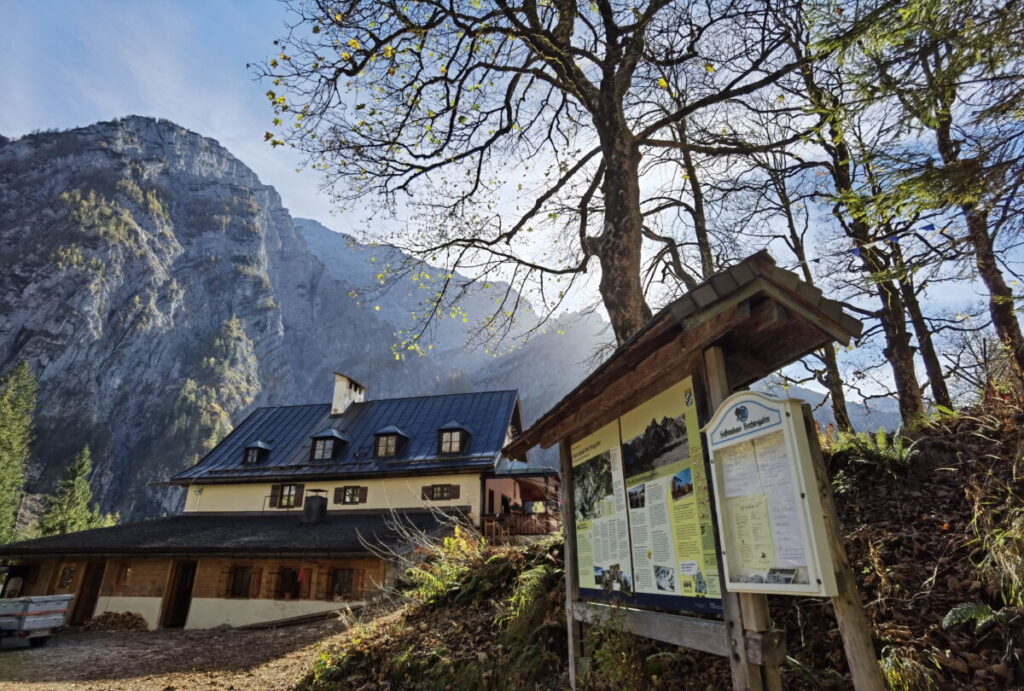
704 347 782 691
559 438 585 684
799 405 885 691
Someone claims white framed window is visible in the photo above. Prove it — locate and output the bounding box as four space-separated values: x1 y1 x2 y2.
376 434 398 458
243 447 261 464
279 484 299 508
312 438 335 460
439 430 463 454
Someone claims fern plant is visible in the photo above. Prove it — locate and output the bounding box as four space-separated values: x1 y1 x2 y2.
942 602 1016 631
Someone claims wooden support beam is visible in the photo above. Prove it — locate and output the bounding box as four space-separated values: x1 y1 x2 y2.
799 405 886 691
559 438 585 689
572 601 786 667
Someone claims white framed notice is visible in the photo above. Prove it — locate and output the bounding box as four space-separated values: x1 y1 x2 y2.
703 391 837 596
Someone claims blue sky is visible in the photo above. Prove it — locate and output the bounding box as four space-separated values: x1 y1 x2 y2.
2 0 339 225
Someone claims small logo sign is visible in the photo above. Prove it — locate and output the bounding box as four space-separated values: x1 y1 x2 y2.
734 405 749 423
684 390 694 407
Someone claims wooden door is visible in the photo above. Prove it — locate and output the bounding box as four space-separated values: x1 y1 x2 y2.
161 561 197 628
70 562 105 625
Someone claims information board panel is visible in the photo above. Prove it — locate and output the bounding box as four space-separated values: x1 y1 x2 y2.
571 422 635 595
704 392 837 596
571 376 723 614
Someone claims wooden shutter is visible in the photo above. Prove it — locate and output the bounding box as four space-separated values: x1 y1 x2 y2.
222 567 234 597
359 486 368 504
249 567 263 599
450 484 461 499
299 567 312 599
422 486 431 500
294 484 305 507
269 484 281 508
334 487 344 505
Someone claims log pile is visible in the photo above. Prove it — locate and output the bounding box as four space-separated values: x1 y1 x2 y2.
82 611 148 632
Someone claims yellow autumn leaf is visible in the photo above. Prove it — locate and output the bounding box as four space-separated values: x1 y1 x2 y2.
657 77 668 88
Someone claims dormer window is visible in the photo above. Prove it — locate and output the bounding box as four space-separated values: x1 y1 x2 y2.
309 428 347 462
438 421 472 455
376 434 398 458
374 426 408 458
440 430 462 454
313 439 335 460
242 441 271 465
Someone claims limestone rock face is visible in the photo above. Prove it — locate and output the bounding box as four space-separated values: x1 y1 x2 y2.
0 117 598 519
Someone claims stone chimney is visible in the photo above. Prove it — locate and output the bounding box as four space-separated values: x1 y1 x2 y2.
332 372 366 414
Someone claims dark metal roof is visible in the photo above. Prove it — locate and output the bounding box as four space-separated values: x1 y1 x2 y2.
171 390 521 484
0 510 461 558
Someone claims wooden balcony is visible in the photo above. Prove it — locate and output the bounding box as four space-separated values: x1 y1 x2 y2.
481 512 560 539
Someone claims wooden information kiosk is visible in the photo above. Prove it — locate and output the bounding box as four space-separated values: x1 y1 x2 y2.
505 251 885 690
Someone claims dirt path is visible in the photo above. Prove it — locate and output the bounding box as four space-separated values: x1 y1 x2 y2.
0 620 349 690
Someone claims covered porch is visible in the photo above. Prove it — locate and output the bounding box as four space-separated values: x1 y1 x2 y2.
482 463 560 539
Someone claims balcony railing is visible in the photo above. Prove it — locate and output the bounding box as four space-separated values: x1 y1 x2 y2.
482 512 559 538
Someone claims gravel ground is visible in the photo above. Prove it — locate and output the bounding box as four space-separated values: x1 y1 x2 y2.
0 619 350 690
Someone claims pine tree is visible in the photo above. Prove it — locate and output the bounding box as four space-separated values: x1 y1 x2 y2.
0 362 37 543
38 446 118 537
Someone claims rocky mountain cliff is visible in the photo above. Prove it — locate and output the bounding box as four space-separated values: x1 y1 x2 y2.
0 117 602 519
0 116 896 521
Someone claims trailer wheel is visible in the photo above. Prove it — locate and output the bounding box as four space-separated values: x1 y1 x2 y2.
28 636 50 648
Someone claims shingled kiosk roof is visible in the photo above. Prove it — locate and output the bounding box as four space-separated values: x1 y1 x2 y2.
505 250 863 457
0 509 462 559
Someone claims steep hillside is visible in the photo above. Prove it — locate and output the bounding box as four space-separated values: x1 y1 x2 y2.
0 117 595 519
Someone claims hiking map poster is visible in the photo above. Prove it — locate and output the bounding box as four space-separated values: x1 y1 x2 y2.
619 377 722 612
571 422 634 597
570 376 723 614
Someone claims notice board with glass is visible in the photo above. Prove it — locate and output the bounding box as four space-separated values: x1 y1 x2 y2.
571 376 723 615
704 391 837 596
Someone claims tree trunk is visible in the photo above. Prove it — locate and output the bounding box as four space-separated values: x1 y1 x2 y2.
822 345 854 432
932 124 1024 380
963 205 1024 379
891 244 952 408
597 125 652 345
678 120 714 277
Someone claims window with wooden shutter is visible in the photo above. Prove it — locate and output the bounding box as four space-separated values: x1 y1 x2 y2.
277 484 304 508
428 484 455 500
421 486 431 500
228 566 252 598
269 484 282 508
359 486 368 504
330 568 356 600
450 484 460 499
277 567 301 599
333 487 344 504
249 567 263 599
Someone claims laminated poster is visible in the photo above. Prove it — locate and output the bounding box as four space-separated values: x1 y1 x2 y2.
617 378 721 601
571 422 635 596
